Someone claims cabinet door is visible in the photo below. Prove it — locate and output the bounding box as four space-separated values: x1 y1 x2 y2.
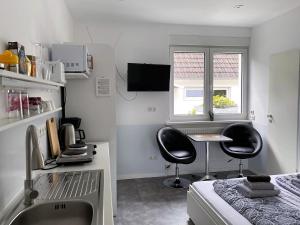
267 50 300 174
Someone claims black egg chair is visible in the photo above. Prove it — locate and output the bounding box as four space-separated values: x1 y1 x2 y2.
220 123 263 177
156 127 197 188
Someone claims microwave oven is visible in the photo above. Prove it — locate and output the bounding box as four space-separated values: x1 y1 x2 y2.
51 44 93 74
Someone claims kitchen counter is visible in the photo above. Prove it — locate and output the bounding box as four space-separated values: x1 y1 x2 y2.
35 142 114 225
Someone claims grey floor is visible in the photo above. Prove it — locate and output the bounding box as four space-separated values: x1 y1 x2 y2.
115 171 254 225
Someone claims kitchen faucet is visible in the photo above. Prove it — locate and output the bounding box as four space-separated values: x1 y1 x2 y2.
24 125 40 206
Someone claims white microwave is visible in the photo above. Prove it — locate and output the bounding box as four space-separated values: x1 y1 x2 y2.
51 44 93 74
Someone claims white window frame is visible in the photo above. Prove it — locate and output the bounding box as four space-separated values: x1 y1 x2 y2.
170 46 210 121
170 46 248 121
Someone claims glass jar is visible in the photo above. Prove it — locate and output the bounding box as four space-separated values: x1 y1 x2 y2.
6 89 22 119
29 97 42 115
21 91 30 118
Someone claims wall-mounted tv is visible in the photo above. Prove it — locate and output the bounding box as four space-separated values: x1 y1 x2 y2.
127 63 171 92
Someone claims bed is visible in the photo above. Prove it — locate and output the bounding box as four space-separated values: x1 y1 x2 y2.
187 174 300 225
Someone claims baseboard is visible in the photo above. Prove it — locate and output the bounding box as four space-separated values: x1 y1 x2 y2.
117 165 249 180
117 173 165 180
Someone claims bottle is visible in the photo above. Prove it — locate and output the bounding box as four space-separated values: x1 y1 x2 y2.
18 46 26 74
25 56 31 76
27 55 36 77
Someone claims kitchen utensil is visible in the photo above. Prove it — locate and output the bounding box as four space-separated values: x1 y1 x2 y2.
59 123 76 150
46 118 61 157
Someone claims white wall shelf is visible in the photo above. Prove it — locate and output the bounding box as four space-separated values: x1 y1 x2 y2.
66 73 89 80
0 69 65 89
0 107 62 133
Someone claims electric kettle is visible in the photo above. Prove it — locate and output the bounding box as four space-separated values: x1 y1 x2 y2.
59 123 76 150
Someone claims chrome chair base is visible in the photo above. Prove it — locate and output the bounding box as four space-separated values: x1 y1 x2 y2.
163 177 191 189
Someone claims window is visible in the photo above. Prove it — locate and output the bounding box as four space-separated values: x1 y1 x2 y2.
170 46 247 120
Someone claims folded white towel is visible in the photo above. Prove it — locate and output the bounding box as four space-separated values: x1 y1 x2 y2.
237 184 280 198
243 179 275 190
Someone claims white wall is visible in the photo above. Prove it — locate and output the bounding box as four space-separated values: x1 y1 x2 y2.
249 6 300 173
73 20 252 179
65 43 117 215
0 0 74 213
0 0 74 53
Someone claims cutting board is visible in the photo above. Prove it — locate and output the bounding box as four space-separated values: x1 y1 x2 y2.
47 117 61 157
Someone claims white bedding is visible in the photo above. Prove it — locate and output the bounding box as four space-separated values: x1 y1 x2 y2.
190 175 298 225
191 179 251 225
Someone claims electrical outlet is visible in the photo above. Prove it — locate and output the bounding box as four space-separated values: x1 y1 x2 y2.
249 110 255 120
147 106 157 112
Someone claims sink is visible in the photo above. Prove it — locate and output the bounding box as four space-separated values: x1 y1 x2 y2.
9 201 93 225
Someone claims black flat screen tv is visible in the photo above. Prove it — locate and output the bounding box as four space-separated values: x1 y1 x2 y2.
127 63 171 92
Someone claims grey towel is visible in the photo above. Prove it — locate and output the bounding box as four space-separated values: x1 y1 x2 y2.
291 179 300 188
237 184 280 198
243 179 275 190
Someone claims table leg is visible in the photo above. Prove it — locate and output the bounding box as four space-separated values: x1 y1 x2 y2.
200 142 216 181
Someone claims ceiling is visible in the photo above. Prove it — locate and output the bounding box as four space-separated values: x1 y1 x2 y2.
65 0 300 27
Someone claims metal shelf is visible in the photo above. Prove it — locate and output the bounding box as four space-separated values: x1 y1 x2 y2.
0 108 62 133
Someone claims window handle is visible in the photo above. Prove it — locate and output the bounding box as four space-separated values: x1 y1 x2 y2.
209 110 214 121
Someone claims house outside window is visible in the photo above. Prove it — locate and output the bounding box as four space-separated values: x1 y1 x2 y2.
170 46 248 120
184 88 204 100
